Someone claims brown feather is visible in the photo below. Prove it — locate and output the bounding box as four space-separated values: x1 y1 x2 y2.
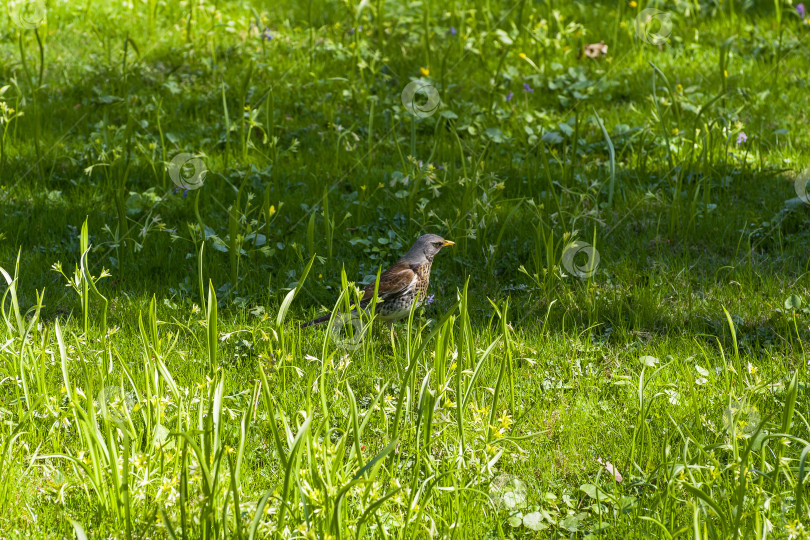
361 260 415 303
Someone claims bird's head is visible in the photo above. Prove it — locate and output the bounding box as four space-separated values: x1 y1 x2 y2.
412 233 455 260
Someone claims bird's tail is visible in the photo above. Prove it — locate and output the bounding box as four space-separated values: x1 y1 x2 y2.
300 313 332 328
301 303 373 328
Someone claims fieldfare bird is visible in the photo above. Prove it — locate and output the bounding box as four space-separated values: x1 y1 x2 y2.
301 234 455 327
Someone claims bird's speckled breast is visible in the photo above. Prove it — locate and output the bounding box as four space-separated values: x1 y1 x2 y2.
414 261 432 300
376 260 433 321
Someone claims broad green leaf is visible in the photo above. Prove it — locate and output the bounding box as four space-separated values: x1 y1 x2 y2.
640 355 658 367
784 295 802 310
522 512 546 531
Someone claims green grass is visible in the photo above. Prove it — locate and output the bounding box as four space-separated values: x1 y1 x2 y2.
1 0 810 537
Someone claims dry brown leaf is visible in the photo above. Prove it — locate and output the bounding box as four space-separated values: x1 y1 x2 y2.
580 41 608 59
597 457 623 482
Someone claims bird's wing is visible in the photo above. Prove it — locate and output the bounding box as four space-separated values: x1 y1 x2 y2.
361 261 417 304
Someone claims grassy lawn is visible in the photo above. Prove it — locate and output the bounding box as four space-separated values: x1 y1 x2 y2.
1 0 810 537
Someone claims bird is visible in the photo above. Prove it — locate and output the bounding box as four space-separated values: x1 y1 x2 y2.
301 233 455 328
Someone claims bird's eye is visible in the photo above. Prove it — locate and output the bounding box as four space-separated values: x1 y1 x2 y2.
433 242 442 247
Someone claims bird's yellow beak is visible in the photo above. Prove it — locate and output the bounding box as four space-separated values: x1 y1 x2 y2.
442 240 455 247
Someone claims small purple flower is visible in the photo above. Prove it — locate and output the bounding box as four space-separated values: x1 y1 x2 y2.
736 131 747 145
506 91 514 102
183 189 189 198
449 26 457 36
425 294 435 306
798 3 806 17
523 82 534 93
262 27 273 40
173 187 179 195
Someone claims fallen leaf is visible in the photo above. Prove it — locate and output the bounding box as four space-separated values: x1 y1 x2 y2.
597 457 623 482
580 41 608 59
